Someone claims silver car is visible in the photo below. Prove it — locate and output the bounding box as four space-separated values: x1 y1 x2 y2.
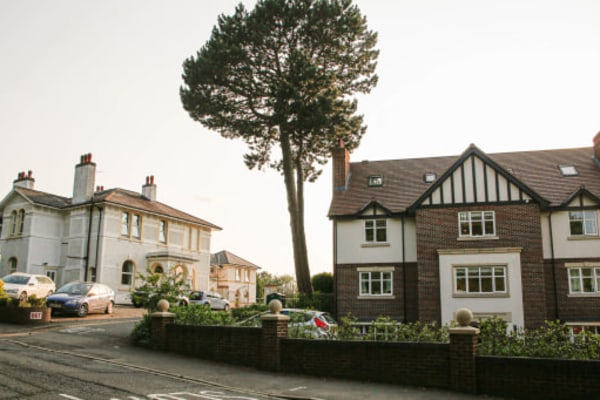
186 290 231 311
1 272 56 300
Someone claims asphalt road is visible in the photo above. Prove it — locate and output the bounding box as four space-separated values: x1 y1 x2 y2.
0 306 506 400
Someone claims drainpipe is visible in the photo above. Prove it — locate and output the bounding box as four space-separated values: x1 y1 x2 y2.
402 215 407 323
85 198 95 282
93 206 103 282
548 211 560 321
333 219 338 319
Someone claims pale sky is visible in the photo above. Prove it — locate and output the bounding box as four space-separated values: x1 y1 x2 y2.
1 1 599 277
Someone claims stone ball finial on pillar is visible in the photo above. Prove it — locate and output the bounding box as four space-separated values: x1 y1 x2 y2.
157 299 170 312
455 307 474 327
268 299 283 314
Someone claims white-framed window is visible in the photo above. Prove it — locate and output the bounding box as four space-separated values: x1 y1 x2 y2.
568 267 600 294
368 175 383 187
569 211 597 237
236 269 241 281
17 209 25 235
121 260 135 286
45 270 57 282
131 214 141 239
121 212 130 237
159 220 168 243
365 219 387 243
454 266 507 295
8 257 17 273
359 270 393 296
458 211 495 237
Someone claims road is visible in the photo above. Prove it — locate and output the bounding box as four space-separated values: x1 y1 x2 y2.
0 321 274 400
0 307 505 400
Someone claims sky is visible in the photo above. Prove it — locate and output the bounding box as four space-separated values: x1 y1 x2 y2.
1 1 599 278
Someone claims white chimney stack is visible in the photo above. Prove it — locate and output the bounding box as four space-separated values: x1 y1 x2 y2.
72 153 96 204
13 170 35 189
142 175 157 201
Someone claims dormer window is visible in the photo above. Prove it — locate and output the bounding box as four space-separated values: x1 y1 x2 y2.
559 165 578 176
368 175 383 187
424 173 436 183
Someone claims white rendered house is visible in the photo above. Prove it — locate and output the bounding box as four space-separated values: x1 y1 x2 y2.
0 153 221 303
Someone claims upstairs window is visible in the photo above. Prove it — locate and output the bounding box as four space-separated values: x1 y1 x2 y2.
120 212 130 237
569 267 600 294
459 211 496 238
131 214 141 239
159 220 168 243
424 173 436 183
569 211 597 236
365 219 387 243
17 209 25 235
8 257 17 273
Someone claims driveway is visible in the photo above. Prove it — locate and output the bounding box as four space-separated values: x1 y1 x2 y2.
49 304 146 322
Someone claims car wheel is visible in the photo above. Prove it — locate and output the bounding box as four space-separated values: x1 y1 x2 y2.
19 292 28 301
105 301 114 314
178 300 188 307
223 304 230 312
47 290 53 297
77 303 89 317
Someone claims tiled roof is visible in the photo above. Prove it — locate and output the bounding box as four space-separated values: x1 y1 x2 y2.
211 250 261 269
329 146 600 217
14 187 72 208
12 187 220 230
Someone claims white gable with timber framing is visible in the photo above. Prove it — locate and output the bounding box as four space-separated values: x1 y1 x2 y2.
412 145 544 209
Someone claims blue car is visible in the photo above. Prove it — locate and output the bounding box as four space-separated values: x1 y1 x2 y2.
46 281 115 317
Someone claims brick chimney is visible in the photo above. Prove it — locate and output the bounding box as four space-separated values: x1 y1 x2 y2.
594 131 600 163
72 153 96 204
332 139 350 192
142 175 157 201
13 170 35 189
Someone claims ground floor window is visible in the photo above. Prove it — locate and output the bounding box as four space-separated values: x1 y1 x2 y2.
359 269 393 296
568 267 600 294
121 261 135 286
454 266 507 295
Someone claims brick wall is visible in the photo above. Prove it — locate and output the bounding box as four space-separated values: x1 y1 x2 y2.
477 355 600 399
545 258 600 322
416 204 547 328
281 338 451 389
165 324 262 367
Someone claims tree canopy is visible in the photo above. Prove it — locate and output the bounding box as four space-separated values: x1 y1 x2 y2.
180 0 378 294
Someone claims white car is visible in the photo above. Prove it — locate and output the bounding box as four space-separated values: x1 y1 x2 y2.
1 272 56 300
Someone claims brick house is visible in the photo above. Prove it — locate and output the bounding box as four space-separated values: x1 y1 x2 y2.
0 153 220 303
328 133 600 329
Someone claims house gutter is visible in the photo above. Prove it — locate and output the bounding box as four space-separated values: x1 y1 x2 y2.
548 211 560 321
401 215 407 323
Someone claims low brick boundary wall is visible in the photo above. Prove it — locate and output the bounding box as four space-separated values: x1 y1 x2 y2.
281 338 450 389
165 324 262 367
151 311 600 397
477 355 600 399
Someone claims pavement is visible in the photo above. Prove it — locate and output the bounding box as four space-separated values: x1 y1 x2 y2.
0 305 504 400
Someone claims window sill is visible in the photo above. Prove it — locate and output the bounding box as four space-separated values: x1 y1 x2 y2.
457 236 499 241
361 242 390 248
453 293 509 298
567 235 600 241
568 293 600 298
357 295 395 300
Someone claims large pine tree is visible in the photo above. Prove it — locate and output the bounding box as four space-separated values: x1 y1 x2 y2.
180 0 378 294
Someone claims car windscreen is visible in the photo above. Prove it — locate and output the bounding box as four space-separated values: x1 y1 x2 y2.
57 283 92 295
1 275 30 284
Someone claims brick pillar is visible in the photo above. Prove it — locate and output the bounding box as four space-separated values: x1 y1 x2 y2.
449 326 479 394
260 313 290 371
150 311 176 351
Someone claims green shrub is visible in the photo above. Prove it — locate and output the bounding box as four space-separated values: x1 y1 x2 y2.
231 303 268 322
130 314 152 347
337 313 361 340
174 304 234 326
0 279 8 299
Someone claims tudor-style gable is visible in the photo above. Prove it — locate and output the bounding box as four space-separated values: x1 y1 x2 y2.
409 145 547 211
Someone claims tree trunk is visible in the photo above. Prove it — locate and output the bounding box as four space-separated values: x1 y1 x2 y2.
279 129 313 295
